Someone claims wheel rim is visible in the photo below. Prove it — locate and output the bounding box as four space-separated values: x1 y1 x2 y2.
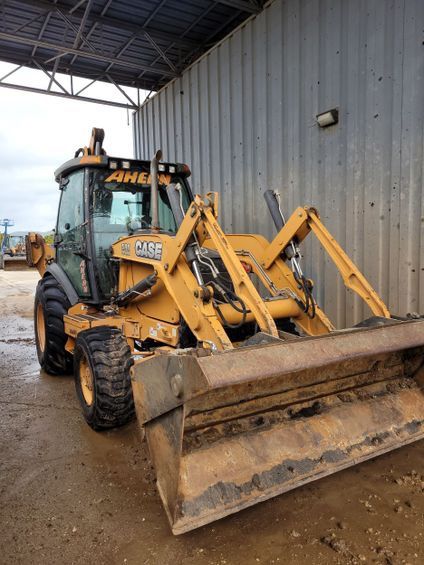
79 356 94 406
36 303 46 353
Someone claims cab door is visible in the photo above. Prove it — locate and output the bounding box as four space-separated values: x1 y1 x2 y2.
56 169 91 298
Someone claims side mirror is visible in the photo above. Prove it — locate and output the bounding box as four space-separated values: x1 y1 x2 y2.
59 177 69 190
54 233 63 245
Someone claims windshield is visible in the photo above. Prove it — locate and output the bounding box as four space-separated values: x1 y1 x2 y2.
8 236 24 246
91 168 190 234
89 167 191 298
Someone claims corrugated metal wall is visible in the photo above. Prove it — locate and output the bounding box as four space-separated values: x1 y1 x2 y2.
133 0 424 328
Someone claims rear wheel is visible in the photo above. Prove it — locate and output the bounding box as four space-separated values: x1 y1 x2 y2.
74 327 135 430
34 276 73 375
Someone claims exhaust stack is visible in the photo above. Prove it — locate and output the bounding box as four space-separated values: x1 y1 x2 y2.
150 149 163 230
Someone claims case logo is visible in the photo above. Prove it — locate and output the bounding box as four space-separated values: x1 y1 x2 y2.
135 240 162 261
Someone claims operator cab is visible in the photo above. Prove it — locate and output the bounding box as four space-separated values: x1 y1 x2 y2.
53 131 193 304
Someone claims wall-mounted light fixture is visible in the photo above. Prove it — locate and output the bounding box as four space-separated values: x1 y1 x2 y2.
316 108 339 128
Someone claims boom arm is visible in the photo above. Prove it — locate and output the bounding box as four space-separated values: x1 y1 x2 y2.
112 192 390 352
262 206 390 318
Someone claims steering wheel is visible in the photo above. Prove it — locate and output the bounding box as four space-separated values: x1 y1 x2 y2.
127 216 150 232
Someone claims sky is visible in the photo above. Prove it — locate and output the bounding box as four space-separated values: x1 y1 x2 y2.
0 62 145 233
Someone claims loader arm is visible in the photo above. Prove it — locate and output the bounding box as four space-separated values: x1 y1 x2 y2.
204 232 334 336
112 193 290 352
202 197 390 335
196 196 279 337
26 232 55 276
262 206 390 318
116 193 388 351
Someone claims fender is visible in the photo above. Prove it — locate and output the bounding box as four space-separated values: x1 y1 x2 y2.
45 263 79 306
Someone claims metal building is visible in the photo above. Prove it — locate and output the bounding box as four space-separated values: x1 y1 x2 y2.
134 0 424 327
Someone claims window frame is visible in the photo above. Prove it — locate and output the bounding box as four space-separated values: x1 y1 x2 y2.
55 168 101 303
55 165 194 305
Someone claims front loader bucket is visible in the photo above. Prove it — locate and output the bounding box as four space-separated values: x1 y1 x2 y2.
2 255 30 271
131 320 424 534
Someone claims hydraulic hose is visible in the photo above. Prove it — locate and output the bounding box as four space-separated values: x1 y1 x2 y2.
113 273 157 307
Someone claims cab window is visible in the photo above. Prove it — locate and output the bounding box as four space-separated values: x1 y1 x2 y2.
56 169 90 297
89 168 191 298
57 170 84 241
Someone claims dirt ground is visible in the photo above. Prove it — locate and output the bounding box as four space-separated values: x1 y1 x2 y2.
0 270 423 565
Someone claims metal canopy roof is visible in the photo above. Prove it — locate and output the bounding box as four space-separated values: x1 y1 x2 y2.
0 0 264 108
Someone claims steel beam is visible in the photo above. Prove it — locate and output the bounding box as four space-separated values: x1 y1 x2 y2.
144 32 177 73
0 31 177 77
105 73 137 107
74 76 99 96
55 8 97 52
69 0 112 66
0 64 22 82
143 0 168 28
12 11 46 34
0 81 138 109
72 0 93 48
102 36 135 75
69 0 87 15
47 56 59 90
16 0 199 48
33 59 69 94
216 0 260 13
30 0 55 58
45 4 98 65
137 1 217 81
101 0 172 76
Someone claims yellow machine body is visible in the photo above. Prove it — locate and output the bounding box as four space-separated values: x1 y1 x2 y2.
32 193 390 355
27 157 424 535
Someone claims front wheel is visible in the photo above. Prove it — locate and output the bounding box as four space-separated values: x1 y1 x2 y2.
74 327 135 430
34 276 73 375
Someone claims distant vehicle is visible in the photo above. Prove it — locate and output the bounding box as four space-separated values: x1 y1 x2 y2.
3 234 26 256
1 235 28 270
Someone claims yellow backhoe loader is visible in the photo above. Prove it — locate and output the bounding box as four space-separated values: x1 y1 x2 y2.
1 234 28 270
27 129 424 535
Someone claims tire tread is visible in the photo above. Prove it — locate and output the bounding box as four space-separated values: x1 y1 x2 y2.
34 276 72 375
74 327 135 430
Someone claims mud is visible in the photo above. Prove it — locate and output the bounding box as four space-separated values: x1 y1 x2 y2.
0 270 423 564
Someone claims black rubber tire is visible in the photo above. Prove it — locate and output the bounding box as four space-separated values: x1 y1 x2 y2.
74 327 135 430
34 275 73 375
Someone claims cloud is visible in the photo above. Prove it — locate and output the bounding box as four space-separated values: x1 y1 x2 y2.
0 64 140 232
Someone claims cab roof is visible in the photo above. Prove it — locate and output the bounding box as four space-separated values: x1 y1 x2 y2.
54 154 190 182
